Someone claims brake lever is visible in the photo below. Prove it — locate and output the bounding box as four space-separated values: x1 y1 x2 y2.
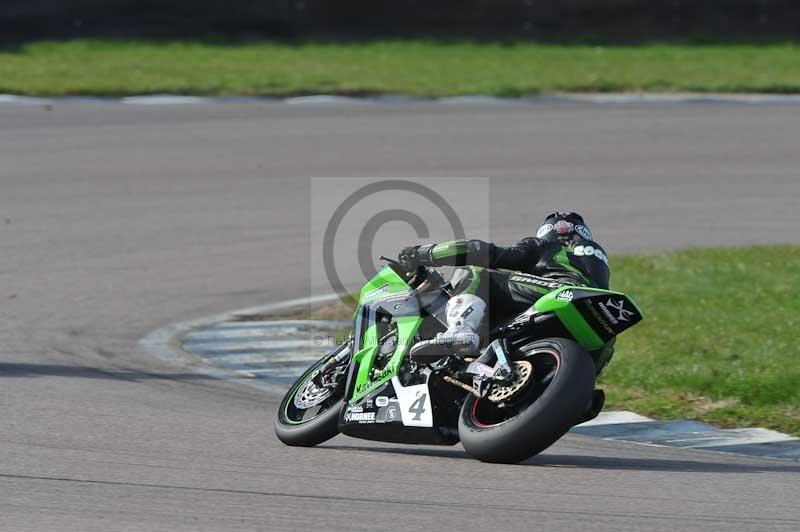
379 255 411 278
379 255 400 266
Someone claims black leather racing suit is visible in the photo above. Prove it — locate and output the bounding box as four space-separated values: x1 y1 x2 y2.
412 236 614 367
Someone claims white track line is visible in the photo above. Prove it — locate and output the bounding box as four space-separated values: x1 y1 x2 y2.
576 411 653 427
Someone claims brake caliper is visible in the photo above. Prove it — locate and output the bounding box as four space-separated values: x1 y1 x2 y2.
464 340 532 402
487 360 533 403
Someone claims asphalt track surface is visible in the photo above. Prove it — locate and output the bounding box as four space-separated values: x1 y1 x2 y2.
2 102 800 531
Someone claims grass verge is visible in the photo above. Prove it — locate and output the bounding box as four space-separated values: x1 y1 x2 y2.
1 40 799 97
607 245 800 436
268 245 799 435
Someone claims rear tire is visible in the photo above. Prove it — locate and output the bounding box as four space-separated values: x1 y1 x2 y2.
458 338 595 463
274 346 348 447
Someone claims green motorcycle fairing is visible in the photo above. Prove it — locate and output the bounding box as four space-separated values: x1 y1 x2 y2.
348 266 423 403
534 286 644 350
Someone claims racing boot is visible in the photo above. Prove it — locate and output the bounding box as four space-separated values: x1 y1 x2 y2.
410 294 485 359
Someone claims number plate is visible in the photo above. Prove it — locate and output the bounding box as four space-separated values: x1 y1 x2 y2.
391 377 433 427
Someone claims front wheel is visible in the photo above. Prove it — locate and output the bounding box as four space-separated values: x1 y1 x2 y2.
458 338 595 463
274 343 350 447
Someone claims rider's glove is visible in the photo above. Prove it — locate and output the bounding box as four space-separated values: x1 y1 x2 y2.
398 246 420 269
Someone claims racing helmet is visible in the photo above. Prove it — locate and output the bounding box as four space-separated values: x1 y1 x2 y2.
536 211 593 243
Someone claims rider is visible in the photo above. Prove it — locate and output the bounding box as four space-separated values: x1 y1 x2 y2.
398 212 612 363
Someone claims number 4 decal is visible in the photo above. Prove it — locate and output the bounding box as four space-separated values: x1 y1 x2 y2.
391 377 433 427
408 392 427 421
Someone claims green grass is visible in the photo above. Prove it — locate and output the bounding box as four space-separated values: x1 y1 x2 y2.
606 245 800 435
1 40 800 96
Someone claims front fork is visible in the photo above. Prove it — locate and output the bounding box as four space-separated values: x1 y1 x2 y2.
319 340 353 388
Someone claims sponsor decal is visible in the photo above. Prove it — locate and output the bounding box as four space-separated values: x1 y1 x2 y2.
509 274 562 290
364 283 390 301
375 396 389 407
583 302 616 335
605 298 635 322
508 312 532 327
386 405 397 422
596 300 619 326
575 225 593 240
343 411 376 423
572 245 609 266
556 289 574 302
355 366 395 394
536 224 553 238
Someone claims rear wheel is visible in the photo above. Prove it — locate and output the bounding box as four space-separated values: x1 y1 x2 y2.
274 343 350 447
458 338 595 463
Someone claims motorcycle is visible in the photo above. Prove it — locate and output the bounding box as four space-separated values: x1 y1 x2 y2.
275 258 643 463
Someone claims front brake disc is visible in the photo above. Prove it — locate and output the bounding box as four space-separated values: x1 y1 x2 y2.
488 360 533 403
293 371 333 409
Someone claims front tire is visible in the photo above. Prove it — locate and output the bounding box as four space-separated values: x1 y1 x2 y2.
274 344 349 447
458 338 595 463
